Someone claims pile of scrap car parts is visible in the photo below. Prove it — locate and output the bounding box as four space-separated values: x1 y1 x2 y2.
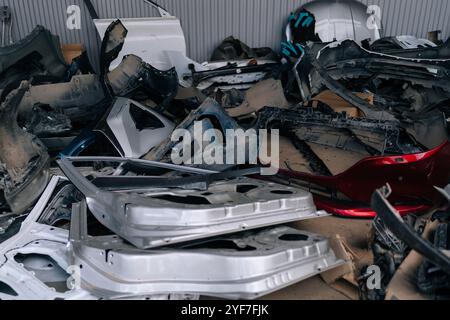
275 141 450 218
60 97 175 159
364 183 450 300
0 176 196 300
271 0 450 217
0 168 343 299
0 0 449 300
0 10 347 297
0 18 183 211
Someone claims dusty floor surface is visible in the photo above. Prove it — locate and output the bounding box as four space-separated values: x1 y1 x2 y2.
263 216 373 300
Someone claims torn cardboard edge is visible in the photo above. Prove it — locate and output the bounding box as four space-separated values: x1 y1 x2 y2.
306 90 374 118
320 234 360 300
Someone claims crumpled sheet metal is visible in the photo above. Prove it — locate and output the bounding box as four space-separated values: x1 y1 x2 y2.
0 175 341 300
17 75 105 122
298 39 450 121
24 107 72 137
70 200 343 300
99 19 128 76
0 177 196 300
0 225 95 300
106 54 143 95
15 55 175 126
107 54 178 107
0 25 67 77
95 16 186 71
369 37 450 60
190 61 280 91
0 177 95 300
314 40 450 91
97 97 175 158
0 82 50 214
280 140 450 218
145 98 241 163
166 50 279 90
371 36 437 51
296 40 450 150
256 106 418 155
99 20 178 109
371 185 450 275
58 157 328 249
308 60 397 121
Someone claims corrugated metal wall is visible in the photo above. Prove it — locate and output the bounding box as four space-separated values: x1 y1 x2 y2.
1 0 449 69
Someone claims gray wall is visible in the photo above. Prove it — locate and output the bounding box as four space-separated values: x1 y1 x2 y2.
1 0 449 69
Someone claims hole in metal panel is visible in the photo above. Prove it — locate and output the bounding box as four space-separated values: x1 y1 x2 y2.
129 103 165 131
236 185 258 194
279 234 309 241
0 281 18 296
13 253 71 293
271 190 294 195
152 195 211 205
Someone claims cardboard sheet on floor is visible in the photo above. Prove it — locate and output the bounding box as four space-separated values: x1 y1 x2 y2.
321 235 360 300
306 90 374 118
227 79 289 118
285 217 374 300
306 143 368 175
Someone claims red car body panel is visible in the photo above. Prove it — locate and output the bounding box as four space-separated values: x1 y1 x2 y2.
313 195 432 218
280 141 450 218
